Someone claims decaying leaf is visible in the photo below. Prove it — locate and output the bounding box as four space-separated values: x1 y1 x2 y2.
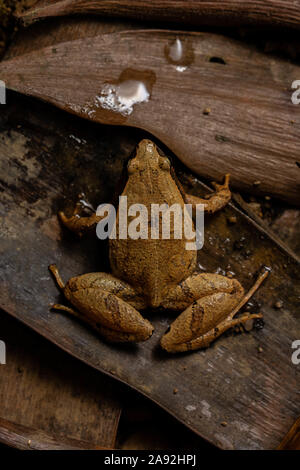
0 29 299 204
0 92 299 449
20 0 300 30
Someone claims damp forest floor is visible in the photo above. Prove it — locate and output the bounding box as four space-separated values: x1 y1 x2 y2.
0 0 34 58
0 2 299 452
0 2 299 258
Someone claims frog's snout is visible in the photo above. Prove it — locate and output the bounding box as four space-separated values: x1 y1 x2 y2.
137 139 156 156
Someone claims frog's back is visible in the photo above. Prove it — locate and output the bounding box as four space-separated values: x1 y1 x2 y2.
109 145 197 308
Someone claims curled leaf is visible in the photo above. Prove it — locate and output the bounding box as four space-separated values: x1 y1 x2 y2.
0 29 299 203
20 0 300 30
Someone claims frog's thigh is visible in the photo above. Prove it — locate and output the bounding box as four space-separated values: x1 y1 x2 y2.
63 272 152 342
65 272 147 310
161 272 244 311
161 290 242 353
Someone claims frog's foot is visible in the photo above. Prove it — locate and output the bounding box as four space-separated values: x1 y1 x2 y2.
49 264 65 290
161 269 268 353
185 174 231 214
58 193 103 236
59 210 102 236
211 173 230 192
161 311 263 353
49 266 153 343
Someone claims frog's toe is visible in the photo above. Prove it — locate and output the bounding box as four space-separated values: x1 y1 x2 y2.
223 173 230 188
212 174 230 191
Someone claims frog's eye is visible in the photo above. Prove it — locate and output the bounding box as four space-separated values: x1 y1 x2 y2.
159 157 171 171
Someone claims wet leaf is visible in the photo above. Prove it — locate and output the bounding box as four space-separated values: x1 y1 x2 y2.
0 92 299 449
20 0 300 31
0 28 299 204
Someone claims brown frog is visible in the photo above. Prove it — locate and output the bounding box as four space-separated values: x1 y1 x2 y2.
49 139 268 353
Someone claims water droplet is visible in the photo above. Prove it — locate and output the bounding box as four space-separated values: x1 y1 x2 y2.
69 134 86 145
169 38 183 62
165 36 194 71
198 262 206 271
78 195 94 212
215 267 226 276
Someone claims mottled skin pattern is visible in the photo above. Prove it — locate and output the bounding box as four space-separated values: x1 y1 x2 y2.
49 139 266 353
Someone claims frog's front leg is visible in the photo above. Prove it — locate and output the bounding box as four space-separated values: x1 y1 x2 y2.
160 270 268 353
185 174 231 214
58 196 105 236
49 265 153 343
59 211 102 236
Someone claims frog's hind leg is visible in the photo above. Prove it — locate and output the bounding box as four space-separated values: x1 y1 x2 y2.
51 303 149 342
49 264 153 343
161 271 245 311
161 270 268 353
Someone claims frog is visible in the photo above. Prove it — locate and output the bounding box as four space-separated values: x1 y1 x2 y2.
49 139 268 353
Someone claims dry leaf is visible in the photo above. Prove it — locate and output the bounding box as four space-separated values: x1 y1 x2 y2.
0 91 299 449
20 0 300 30
1 29 299 204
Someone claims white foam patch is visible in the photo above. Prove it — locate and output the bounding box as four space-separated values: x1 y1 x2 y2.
201 400 212 419
176 66 187 72
96 80 150 116
185 405 197 412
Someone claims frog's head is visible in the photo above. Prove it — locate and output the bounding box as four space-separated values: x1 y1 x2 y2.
127 139 171 175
